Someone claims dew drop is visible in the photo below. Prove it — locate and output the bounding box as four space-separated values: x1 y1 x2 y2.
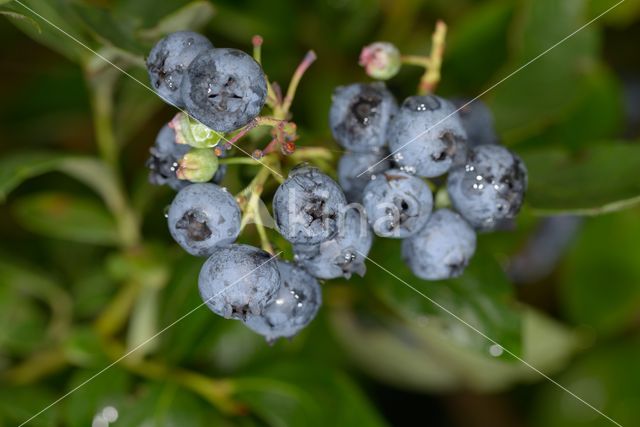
489 344 503 357
102 406 118 423
163 205 170 218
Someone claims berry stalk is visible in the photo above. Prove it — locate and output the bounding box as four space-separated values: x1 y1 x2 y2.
419 20 447 95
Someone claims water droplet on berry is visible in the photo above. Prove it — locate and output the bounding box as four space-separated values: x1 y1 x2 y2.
163 205 170 218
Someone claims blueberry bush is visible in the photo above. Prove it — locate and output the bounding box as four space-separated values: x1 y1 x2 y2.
2 0 640 426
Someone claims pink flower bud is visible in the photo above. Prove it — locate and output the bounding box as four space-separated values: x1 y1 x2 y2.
359 42 401 80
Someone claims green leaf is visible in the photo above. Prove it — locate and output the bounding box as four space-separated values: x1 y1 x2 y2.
114 67 164 144
0 152 69 202
0 283 48 355
443 0 515 94
2 0 90 62
12 193 120 245
560 210 640 334
533 338 640 427
0 257 72 344
0 9 41 31
365 241 522 357
0 152 127 223
330 305 581 392
516 67 623 150
65 368 132 427
0 386 60 427
235 364 388 427
522 143 640 215
488 0 599 142
235 378 323 427
116 382 220 427
57 157 128 218
72 2 146 55
590 0 640 27
138 1 216 41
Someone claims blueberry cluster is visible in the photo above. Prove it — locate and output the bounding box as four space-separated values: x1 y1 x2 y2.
144 31 528 343
332 85 528 280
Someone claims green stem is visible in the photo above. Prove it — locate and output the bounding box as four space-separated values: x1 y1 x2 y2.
279 50 316 118
3 346 67 385
94 280 141 337
419 20 447 95
220 157 264 166
103 338 242 415
88 68 141 248
252 35 263 64
91 73 119 169
400 54 430 68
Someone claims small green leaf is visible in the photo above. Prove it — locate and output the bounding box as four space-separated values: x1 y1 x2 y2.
0 386 60 427
0 284 48 355
235 378 323 427
56 157 128 223
65 368 131 427
138 1 216 41
0 152 69 202
0 152 128 225
235 364 388 427
0 257 72 343
12 193 120 245
0 10 41 32
116 382 218 427
2 0 90 62
72 2 146 55
560 211 640 334
522 143 640 215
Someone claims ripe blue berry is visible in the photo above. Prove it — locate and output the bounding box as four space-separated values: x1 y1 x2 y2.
329 82 397 152
387 95 467 177
146 31 213 107
167 183 241 256
362 169 433 238
244 260 322 342
294 208 373 279
452 99 499 147
273 165 347 245
182 48 267 133
447 144 527 230
198 244 280 320
402 209 476 280
146 124 190 190
337 151 391 203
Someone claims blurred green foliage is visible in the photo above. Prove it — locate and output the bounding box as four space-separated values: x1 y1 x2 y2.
1 0 640 426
